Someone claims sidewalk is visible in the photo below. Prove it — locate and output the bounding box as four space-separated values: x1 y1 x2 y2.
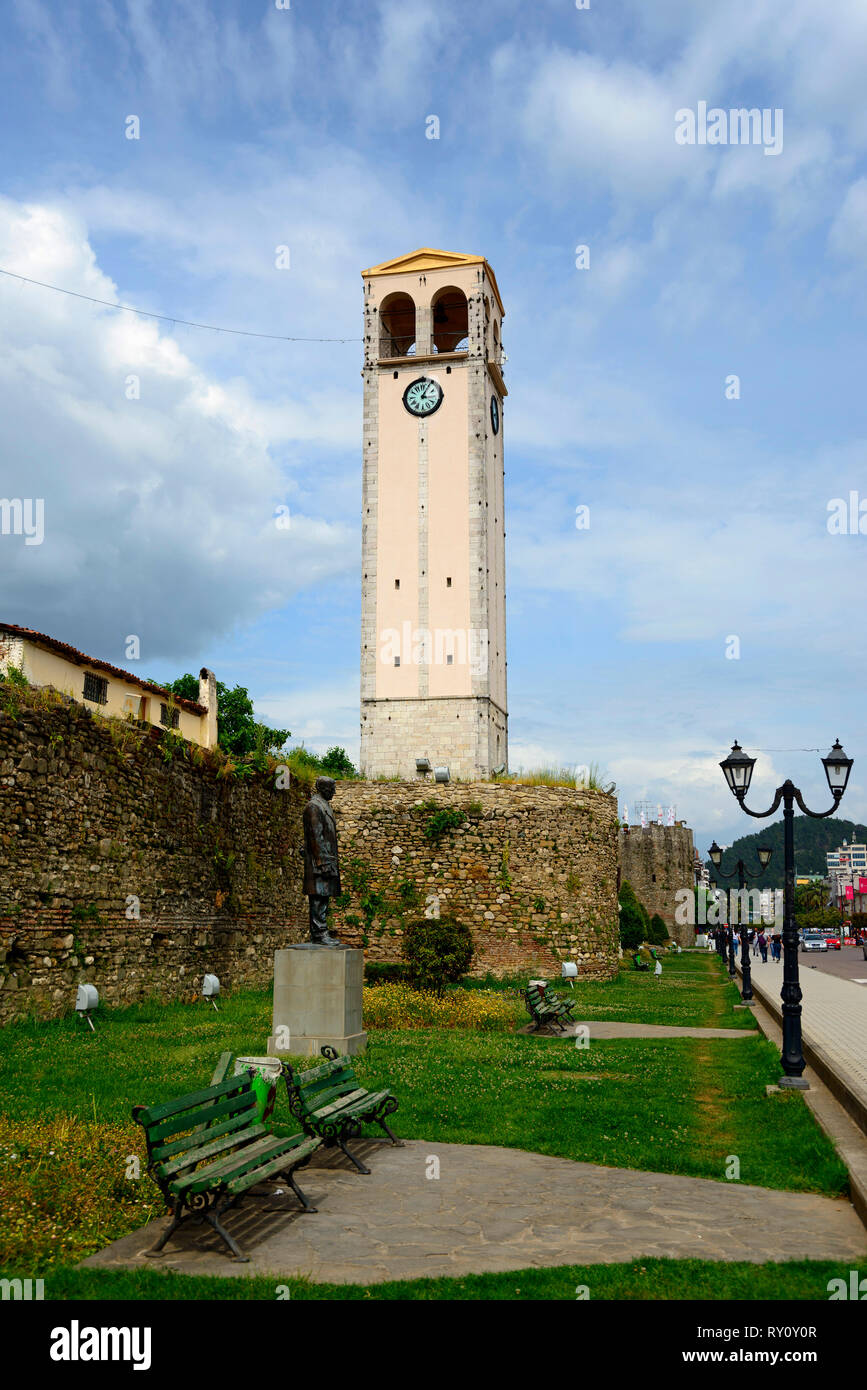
738 955 867 1131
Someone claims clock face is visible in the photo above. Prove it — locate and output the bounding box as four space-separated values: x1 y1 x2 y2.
403 376 444 418
490 395 500 434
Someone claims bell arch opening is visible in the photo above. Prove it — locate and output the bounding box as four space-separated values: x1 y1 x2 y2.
379 292 416 357
431 286 468 353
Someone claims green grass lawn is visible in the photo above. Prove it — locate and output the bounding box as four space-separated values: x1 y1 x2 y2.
40 1258 861 1302
468 950 758 1030
538 951 758 1029
0 952 851 1298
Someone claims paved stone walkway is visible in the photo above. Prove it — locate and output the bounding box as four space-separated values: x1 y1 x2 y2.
560 1021 756 1040
740 958 867 1115
84 1140 866 1283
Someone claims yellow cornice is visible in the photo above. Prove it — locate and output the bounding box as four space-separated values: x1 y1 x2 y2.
362 247 505 317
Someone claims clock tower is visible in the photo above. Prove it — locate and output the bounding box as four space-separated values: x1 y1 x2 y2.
359 248 508 780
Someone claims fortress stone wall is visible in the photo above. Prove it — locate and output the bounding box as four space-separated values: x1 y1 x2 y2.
0 693 621 1023
0 694 309 1025
618 824 696 947
331 780 619 978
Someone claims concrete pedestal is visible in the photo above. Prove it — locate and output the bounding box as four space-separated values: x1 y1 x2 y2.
267 946 367 1057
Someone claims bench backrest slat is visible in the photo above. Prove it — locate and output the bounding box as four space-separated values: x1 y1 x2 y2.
150 1105 259 1163
136 1073 253 1128
300 1079 358 1113
146 1092 257 1146
296 1057 345 1087
298 1066 356 1099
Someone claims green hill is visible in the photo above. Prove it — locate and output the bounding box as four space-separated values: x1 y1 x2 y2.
710 817 867 889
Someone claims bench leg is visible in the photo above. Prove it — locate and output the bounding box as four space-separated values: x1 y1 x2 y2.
377 1117 404 1147
287 1171 318 1212
143 1206 184 1257
205 1204 250 1262
337 1136 372 1174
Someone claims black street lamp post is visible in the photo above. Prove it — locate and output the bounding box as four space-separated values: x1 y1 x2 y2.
719 739 853 1088
707 842 773 1001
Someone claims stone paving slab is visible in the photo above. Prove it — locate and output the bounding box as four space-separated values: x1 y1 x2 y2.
83 1139 867 1284
522 1021 756 1039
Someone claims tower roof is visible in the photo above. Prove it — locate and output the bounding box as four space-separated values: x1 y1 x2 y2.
361 247 504 316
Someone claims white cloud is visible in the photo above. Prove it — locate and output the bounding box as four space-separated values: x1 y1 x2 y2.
0 197 355 662
828 178 867 263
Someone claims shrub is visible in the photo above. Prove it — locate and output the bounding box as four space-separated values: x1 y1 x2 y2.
422 807 467 842
619 902 644 951
648 913 669 944
619 880 651 950
364 961 408 985
363 983 513 1030
402 916 475 994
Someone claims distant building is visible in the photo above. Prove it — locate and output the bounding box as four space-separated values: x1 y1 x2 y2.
827 841 867 876
0 623 217 748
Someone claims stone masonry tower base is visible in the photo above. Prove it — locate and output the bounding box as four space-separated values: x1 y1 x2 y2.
361 695 507 781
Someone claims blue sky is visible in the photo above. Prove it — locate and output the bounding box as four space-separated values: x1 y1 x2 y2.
1 0 865 852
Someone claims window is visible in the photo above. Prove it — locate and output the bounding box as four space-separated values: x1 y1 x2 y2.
446 576 452 587
160 703 180 729
394 656 400 667
394 578 400 589
83 672 108 705
446 654 453 665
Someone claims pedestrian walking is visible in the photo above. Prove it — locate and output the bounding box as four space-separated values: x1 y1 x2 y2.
752 930 760 957
758 930 768 962
654 958 662 979
772 933 782 962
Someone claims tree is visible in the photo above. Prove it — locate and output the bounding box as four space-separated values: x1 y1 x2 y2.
795 881 828 915
796 907 840 934
165 675 290 756
319 746 358 778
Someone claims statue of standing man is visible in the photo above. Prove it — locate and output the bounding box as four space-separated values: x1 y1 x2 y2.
302 777 344 946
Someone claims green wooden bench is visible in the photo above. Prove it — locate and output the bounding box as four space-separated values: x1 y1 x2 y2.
282 1046 402 1175
523 983 575 1032
132 1065 321 1262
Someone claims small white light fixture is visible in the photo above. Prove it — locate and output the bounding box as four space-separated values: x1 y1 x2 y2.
416 757 432 773
75 983 98 1031
203 973 220 1011
434 766 450 783
561 961 578 988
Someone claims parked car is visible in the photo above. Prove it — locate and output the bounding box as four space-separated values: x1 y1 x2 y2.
824 935 842 950
800 931 829 953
